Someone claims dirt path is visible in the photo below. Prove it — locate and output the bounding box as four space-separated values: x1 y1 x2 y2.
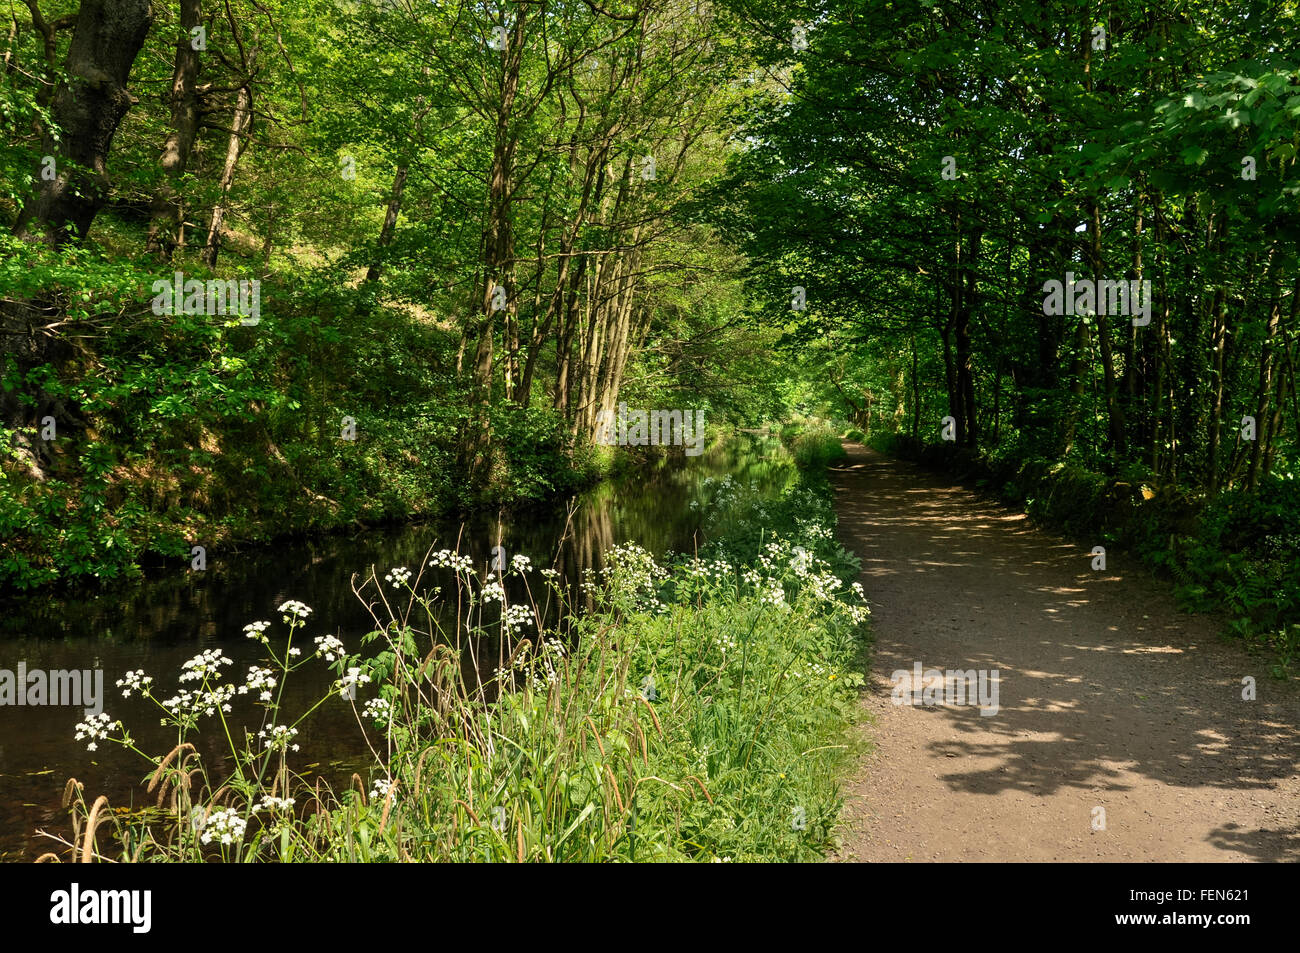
829 443 1300 862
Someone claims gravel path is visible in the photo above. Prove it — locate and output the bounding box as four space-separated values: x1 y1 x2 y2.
829 443 1300 862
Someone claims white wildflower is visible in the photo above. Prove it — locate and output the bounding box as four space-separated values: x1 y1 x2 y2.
179 649 233 683
199 808 246 846
383 566 412 588
278 600 312 622
313 634 345 662
116 669 152 698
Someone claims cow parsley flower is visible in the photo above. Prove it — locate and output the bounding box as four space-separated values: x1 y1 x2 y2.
259 724 300 752
252 795 295 814
199 808 246 845
243 620 271 643
116 669 152 698
240 665 277 701
74 712 118 750
336 667 371 699
362 697 391 723
428 550 473 573
314 634 345 662
278 600 312 622
179 649 232 683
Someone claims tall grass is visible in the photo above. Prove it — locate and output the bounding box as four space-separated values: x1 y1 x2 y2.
45 474 870 862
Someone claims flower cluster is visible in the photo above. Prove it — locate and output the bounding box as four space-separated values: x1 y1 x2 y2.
526 636 568 692
759 583 788 609
162 682 237 719
243 620 271 642
362 697 391 723
278 600 312 622
179 649 233 683
259 724 300 752
336 667 371 699
313 634 345 662
428 549 474 573
239 665 277 702
116 669 153 698
252 795 295 813
502 603 535 635
600 543 667 612
682 557 734 586
370 778 396 802
384 566 412 588
199 808 246 845
785 659 832 681
74 712 119 752
795 516 835 543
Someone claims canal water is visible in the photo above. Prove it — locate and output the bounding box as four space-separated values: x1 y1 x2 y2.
0 434 793 858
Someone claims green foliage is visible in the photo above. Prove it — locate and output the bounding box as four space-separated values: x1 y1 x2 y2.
1171 478 1300 671
0 246 600 587
486 403 599 503
0 1 798 591
780 419 848 470
708 0 1300 667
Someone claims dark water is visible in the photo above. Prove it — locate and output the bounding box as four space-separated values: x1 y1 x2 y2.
0 434 792 859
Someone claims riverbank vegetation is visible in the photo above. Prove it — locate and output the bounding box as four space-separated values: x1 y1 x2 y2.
46 466 869 862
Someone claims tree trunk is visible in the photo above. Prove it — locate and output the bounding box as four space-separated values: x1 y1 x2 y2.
910 330 920 441
1089 197 1125 456
364 163 408 283
956 226 979 447
1204 280 1228 493
459 10 527 481
146 0 203 259
14 0 153 246
1247 270 1297 490
201 82 253 269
